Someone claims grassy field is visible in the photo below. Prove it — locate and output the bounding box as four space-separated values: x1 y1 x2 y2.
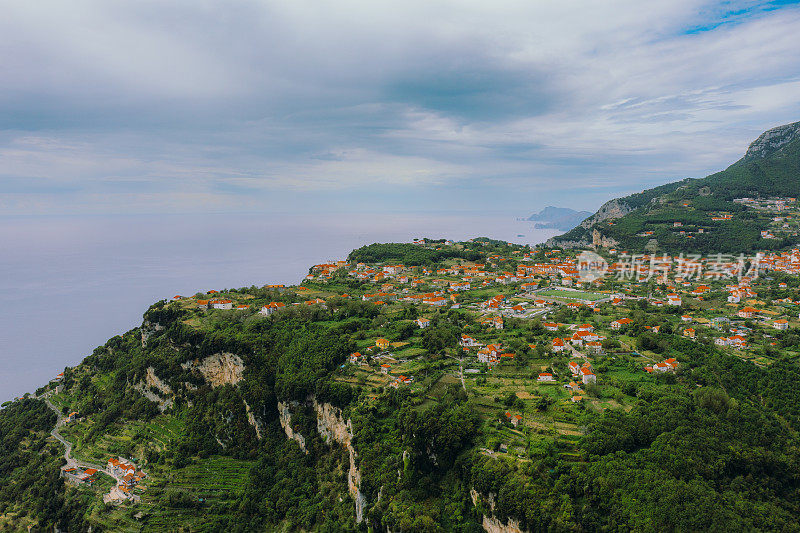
536 289 608 301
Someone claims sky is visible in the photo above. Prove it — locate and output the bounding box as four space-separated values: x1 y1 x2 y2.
2 0 800 216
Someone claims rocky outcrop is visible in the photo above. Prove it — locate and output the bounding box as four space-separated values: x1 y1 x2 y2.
579 198 632 229
313 399 367 523
243 399 263 440
482 516 526 533
277 401 307 452
471 488 528 533
744 120 800 160
592 229 619 249
275 398 368 523
140 321 164 348
135 367 173 411
145 367 172 396
181 353 244 388
547 197 631 249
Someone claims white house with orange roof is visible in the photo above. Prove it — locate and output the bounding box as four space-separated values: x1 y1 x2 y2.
460 334 480 348
423 296 448 307
610 318 632 330
738 306 758 319
773 319 789 330
586 341 603 354
260 302 286 316
580 367 596 384
210 299 233 310
568 361 580 375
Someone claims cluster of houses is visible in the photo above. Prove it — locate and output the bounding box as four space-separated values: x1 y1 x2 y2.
61 466 99 486
103 457 147 504
348 337 419 389
167 242 800 419
568 360 596 384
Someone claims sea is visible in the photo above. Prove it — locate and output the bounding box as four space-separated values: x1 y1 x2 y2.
0 213 559 402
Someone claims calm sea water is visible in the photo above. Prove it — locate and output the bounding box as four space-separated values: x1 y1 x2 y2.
0 213 559 401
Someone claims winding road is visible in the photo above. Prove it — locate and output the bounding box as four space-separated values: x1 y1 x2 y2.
43 396 119 480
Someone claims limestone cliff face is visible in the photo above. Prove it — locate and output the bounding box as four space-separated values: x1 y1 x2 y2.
547 197 631 249
313 399 367 524
181 353 244 387
580 198 632 229
135 366 173 411
243 399 263 440
277 400 307 452
592 228 619 249
140 321 164 348
744 120 800 160
145 367 172 396
276 398 367 523
482 516 526 533
471 488 528 533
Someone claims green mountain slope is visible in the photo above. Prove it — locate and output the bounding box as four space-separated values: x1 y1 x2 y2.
3 244 800 531
550 120 800 253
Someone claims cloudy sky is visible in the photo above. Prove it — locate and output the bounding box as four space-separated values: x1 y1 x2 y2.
2 0 800 216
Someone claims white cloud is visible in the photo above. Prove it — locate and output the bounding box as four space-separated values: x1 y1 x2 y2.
0 1 799 213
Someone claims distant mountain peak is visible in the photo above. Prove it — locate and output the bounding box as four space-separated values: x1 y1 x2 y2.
548 118 800 253
527 206 592 231
743 120 800 160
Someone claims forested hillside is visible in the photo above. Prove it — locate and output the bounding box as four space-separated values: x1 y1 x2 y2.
3 240 800 531
550 120 800 253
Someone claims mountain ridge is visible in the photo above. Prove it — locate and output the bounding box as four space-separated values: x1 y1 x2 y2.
526 206 593 230
548 120 800 253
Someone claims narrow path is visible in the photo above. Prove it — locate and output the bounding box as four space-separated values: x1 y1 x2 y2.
567 343 588 361
444 354 467 392
43 397 119 481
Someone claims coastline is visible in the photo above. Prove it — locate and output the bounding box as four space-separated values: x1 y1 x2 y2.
1 213 559 402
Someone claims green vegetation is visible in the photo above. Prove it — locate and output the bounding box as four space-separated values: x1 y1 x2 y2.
552 123 800 253
348 242 481 266
535 288 607 301
4 232 800 531
0 399 94 532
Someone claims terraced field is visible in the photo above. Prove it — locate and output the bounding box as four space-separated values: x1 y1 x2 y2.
536 289 608 301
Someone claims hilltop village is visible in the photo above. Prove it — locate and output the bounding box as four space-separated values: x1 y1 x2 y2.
5 235 800 531
43 237 800 463
135 238 800 460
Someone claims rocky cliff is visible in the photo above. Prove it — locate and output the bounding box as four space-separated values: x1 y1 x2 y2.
276 398 367 523
579 198 633 229
743 120 800 160
277 400 308 452
470 488 528 533
313 399 367 524
134 366 174 411
181 353 244 387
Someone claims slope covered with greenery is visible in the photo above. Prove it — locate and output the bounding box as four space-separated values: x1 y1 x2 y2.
3 238 800 531
551 121 800 253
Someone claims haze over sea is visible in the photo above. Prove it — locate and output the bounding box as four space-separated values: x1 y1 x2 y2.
0 213 558 402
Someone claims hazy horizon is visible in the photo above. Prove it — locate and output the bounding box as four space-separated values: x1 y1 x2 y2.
0 212 559 402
